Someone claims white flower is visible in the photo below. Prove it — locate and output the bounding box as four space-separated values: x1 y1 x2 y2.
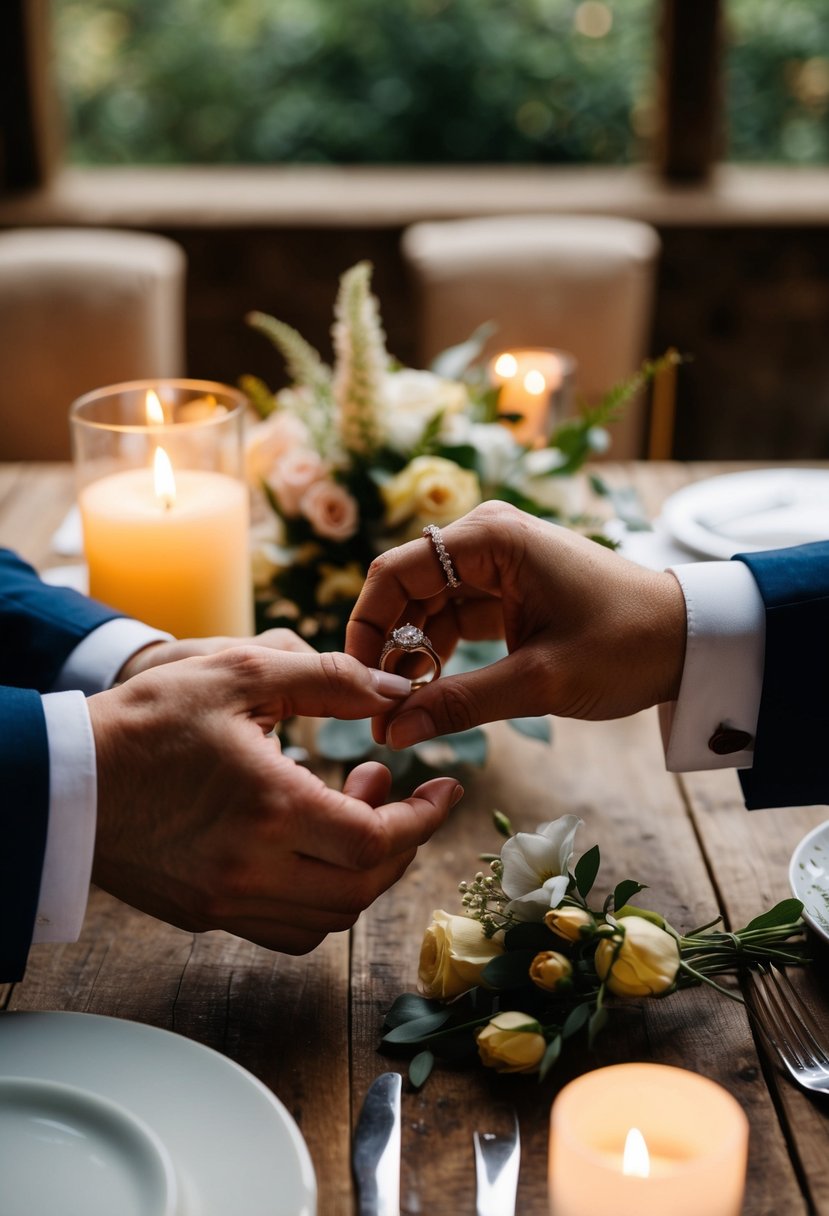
514 448 584 516
332 262 388 456
382 369 469 454
467 423 523 486
380 455 481 534
500 815 583 922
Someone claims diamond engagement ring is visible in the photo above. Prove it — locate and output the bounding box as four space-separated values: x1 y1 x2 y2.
379 623 441 689
422 523 461 590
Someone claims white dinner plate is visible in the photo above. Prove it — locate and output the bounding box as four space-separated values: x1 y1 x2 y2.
789 821 829 943
661 468 829 560
0 1012 316 1216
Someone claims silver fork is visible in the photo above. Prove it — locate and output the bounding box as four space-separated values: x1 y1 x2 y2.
748 965 829 1095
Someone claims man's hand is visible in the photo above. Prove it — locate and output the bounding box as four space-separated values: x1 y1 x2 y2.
88 647 462 954
116 626 315 681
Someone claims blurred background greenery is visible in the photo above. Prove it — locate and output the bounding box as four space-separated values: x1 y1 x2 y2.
53 0 827 166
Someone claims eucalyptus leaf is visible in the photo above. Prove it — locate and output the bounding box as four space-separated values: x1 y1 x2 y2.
481 949 536 990
538 1035 562 1082
382 1009 453 1045
415 727 488 767
316 716 375 761
408 1051 435 1089
574 845 601 900
562 1002 592 1040
506 716 552 743
384 993 444 1029
429 322 496 380
742 898 804 933
588 1004 609 1050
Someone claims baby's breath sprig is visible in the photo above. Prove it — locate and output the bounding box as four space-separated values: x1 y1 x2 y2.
459 860 516 938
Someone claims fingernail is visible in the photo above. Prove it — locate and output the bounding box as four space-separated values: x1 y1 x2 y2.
388 708 435 749
450 783 464 808
369 668 413 698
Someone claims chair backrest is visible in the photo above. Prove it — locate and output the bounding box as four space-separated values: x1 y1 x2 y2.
401 214 660 458
0 228 186 460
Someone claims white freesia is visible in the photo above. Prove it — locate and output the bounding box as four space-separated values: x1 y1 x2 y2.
383 369 469 454
500 815 583 922
515 449 585 517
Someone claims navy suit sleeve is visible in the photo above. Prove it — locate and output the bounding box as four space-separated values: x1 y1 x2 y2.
735 541 829 810
0 548 120 691
0 549 123 980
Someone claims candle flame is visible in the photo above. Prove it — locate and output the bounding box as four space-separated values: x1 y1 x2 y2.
494 352 518 378
622 1127 650 1178
523 369 547 396
154 445 176 509
145 389 165 426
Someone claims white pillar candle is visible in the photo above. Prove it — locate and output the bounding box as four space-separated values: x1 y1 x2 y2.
548 1064 748 1216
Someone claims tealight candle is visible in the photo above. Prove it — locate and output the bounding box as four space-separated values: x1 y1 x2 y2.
71 379 253 638
489 348 575 445
548 1064 748 1216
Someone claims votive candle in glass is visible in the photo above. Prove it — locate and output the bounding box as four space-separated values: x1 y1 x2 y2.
548 1063 748 1216
71 379 253 638
489 348 576 445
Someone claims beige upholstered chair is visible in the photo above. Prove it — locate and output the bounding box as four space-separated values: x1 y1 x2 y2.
401 215 661 458
0 228 186 460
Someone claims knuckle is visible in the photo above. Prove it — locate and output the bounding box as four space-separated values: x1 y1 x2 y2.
433 680 478 733
348 816 390 871
318 649 361 691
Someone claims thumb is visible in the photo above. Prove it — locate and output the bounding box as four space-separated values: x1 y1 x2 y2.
383 649 551 749
227 648 414 721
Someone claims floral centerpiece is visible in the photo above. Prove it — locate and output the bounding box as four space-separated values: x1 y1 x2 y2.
381 813 807 1087
242 261 677 766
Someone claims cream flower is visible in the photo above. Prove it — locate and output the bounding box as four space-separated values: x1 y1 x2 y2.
268 447 328 517
300 479 359 542
244 410 309 486
594 916 680 998
529 951 573 993
500 816 583 922
315 562 366 607
476 1011 546 1074
382 369 469 454
381 455 481 531
418 909 504 1000
544 906 596 944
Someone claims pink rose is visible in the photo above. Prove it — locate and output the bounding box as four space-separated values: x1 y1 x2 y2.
300 479 359 542
269 447 328 517
245 411 309 485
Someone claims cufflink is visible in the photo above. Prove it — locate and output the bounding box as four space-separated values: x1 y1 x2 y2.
708 723 753 755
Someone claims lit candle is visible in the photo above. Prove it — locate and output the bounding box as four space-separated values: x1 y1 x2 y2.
73 381 253 638
548 1064 748 1216
490 349 566 446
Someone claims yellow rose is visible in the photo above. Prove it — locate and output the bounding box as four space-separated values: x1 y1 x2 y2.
594 916 680 998
315 562 365 607
529 951 573 993
418 909 504 1000
381 456 480 531
476 1011 547 1074
544 906 596 944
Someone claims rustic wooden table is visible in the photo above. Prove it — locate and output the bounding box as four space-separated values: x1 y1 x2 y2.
2 461 828 1215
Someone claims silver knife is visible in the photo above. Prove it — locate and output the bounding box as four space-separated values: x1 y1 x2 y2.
353 1071 402 1216
473 1112 520 1216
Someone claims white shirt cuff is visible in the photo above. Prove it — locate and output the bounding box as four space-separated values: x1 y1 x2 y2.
33 620 172 944
660 561 766 772
34 691 97 942
52 618 173 694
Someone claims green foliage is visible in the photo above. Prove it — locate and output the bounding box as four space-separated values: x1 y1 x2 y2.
54 0 829 167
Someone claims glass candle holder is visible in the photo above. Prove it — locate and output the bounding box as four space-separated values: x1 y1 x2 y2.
489 348 577 446
548 1063 748 1216
70 379 253 638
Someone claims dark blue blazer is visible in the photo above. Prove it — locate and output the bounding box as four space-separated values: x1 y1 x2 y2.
736 541 829 810
0 548 118 981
